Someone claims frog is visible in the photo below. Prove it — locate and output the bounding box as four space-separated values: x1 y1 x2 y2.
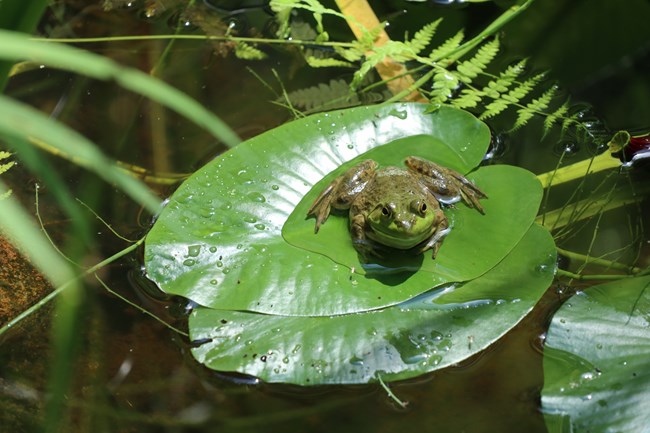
307 156 486 259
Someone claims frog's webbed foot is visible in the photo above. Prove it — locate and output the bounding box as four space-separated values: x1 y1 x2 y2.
405 156 487 214
413 210 450 259
307 160 378 233
306 181 337 233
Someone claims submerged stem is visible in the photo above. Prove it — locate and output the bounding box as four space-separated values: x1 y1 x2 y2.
0 238 144 337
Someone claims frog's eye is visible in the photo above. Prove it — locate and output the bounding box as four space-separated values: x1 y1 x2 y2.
411 200 427 216
381 206 391 217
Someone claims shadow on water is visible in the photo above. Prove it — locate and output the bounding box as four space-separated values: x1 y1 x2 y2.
360 251 425 286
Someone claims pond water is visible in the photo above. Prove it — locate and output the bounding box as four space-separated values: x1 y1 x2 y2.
1 1 649 432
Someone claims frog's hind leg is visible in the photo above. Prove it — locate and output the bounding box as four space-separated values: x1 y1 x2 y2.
307 181 339 233
307 159 378 233
405 156 487 214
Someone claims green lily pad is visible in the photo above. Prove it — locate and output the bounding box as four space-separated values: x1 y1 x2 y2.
189 223 557 384
542 275 650 433
144 103 541 316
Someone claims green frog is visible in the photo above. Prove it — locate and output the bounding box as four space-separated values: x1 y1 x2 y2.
307 156 486 259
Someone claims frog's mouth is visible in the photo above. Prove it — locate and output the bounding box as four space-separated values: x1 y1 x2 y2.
367 224 435 250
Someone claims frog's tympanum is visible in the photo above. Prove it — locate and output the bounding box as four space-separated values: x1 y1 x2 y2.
307 156 486 259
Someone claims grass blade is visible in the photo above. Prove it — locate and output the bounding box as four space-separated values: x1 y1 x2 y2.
0 94 162 213
0 29 241 148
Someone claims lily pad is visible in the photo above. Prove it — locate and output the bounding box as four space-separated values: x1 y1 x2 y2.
144 104 541 316
189 223 557 384
541 275 650 433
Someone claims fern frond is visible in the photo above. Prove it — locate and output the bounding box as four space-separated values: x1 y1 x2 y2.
479 99 508 120
305 54 354 68
430 70 460 105
358 23 386 49
0 151 14 176
285 79 357 111
502 72 545 103
334 44 365 62
501 59 528 80
351 41 414 89
561 114 581 135
0 151 13 200
544 100 570 132
527 85 557 112
407 19 442 55
451 88 484 109
456 38 500 83
481 59 527 98
234 42 267 60
429 30 464 62
480 72 545 120
269 0 300 37
512 86 558 130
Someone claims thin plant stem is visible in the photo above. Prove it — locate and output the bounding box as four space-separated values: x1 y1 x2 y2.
556 268 635 281
377 375 408 409
34 34 357 48
556 247 640 274
94 274 189 337
0 237 144 337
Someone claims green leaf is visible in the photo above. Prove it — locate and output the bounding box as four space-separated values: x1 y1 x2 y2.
189 223 556 384
542 276 650 433
456 38 499 83
543 100 570 133
429 30 464 62
145 104 543 316
513 85 558 130
408 19 442 54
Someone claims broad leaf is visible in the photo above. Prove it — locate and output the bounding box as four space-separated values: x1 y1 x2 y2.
145 104 542 316
189 223 557 384
145 104 541 316
542 275 650 433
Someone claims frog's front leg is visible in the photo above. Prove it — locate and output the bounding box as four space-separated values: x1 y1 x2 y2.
417 209 451 259
405 156 487 214
307 160 377 233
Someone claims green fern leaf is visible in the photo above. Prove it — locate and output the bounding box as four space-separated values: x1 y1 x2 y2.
481 59 527 98
502 72 545 103
334 44 365 62
234 42 267 60
512 86 558 130
351 41 414 89
407 19 442 55
430 70 460 105
305 54 354 68
479 99 509 120
456 38 500 83
513 106 536 130
0 151 14 176
429 30 464 62
351 52 381 90
0 151 13 200
285 79 358 111
501 59 528 80
270 0 300 37
358 23 386 50
451 88 484 108
544 100 570 132
560 114 580 135
526 85 557 112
